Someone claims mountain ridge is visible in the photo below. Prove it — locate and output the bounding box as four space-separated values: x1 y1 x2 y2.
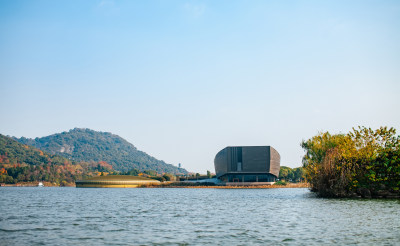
15 128 188 174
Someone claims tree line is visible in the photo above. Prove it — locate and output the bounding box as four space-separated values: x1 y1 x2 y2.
278 166 305 182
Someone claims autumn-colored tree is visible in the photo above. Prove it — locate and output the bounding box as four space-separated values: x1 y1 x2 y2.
301 126 400 197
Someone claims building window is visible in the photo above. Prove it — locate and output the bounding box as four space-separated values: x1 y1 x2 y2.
237 162 242 171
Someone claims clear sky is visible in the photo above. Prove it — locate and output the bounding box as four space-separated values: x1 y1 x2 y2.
1 0 399 173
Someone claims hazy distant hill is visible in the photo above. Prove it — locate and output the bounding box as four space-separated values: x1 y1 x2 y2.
15 128 188 174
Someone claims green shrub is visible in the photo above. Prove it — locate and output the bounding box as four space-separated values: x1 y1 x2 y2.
301 126 400 197
275 180 287 186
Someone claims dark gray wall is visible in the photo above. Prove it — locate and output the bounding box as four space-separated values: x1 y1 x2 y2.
242 146 269 172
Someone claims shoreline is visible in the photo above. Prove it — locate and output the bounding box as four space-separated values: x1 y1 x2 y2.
139 182 310 189
0 181 75 187
1 182 310 189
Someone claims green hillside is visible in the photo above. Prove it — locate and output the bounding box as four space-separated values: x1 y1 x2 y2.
0 134 103 185
1 134 65 166
15 128 188 174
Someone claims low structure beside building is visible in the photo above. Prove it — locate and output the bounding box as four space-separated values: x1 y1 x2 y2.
75 175 160 188
214 146 280 185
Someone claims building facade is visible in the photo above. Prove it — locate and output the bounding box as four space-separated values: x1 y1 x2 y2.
214 146 280 184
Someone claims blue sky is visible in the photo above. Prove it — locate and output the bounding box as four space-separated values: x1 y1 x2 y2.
1 0 399 173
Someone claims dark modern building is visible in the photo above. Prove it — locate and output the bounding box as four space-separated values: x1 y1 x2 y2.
214 146 280 184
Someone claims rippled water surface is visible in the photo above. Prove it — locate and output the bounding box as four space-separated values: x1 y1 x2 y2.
1 187 399 245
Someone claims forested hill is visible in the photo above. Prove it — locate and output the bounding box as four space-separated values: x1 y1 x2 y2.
15 128 188 174
0 134 101 185
1 134 68 167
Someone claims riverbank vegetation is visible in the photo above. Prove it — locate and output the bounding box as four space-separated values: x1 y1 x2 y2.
302 126 400 198
278 166 304 182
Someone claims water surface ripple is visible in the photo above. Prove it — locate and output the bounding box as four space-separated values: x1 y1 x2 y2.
1 187 399 245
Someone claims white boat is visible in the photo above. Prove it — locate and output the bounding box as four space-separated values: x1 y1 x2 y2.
38 182 44 187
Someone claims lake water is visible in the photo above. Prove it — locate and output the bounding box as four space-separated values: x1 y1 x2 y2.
1 187 399 245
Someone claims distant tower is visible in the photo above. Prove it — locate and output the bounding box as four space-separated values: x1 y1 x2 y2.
178 163 181 168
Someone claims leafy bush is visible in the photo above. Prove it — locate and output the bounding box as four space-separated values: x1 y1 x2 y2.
301 126 400 197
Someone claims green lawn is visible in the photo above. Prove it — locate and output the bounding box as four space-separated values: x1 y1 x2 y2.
84 175 157 181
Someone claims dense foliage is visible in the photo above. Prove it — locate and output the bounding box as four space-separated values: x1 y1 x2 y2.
0 134 112 185
15 128 187 174
301 127 400 198
278 166 304 182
